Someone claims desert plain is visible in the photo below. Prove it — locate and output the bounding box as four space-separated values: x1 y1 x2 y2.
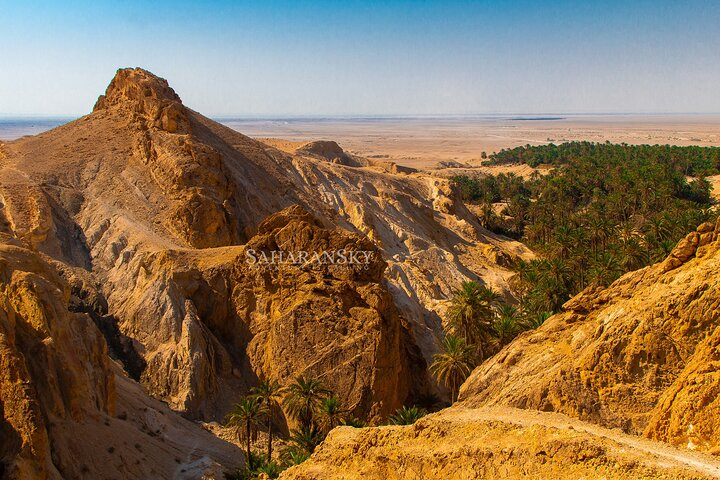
220 114 720 169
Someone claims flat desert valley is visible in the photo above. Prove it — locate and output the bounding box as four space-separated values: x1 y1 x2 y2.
222 114 720 169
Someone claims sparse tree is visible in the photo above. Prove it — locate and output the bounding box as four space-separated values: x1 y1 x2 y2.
318 396 346 433
447 281 499 358
492 304 521 347
226 396 268 470
251 379 283 461
430 335 475 402
282 376 331 429
288 425 324 455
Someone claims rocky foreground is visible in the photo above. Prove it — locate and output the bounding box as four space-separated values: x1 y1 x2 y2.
460 218 720 454
281 407 720 479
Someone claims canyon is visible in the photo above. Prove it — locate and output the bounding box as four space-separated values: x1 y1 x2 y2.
1 68 719 479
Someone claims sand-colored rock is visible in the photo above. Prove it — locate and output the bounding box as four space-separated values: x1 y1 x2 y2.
105 205 419 420
458 218 720 453
0 241 242 479
2 66 720 478
644 319 720 454
280 406 720 479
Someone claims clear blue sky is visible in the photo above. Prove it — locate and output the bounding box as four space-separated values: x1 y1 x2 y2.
1 0 719 116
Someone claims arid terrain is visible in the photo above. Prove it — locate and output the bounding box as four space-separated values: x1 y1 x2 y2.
2 68 720 479
226 115 720 169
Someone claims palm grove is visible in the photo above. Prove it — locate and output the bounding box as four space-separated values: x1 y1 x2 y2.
432 141 718 403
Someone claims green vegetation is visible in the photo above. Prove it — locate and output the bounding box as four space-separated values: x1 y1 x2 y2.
225 376 351 479
446 281 498 358
429 335 475 402
387 406 428 425
341 417 367 428
431 142 718 403
288 425 324 454
488 141 720 174
282 376 332 430
225 397 268 472
250 379 283 461
431 280 545 401
319 396 346 432
454 142 717 318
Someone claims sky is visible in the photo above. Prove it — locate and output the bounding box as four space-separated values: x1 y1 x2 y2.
1 0 720 116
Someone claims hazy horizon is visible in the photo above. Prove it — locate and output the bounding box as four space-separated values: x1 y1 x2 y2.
2 1 720 117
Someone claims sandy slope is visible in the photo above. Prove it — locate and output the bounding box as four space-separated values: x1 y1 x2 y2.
281 406 720 479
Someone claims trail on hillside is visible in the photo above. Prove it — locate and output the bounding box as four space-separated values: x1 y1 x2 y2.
450 406 720 478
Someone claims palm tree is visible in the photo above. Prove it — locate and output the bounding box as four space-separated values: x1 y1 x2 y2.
341 417 367 428
546 257 571 288
318 396 346 433
509 259 536 300
226 396 268 469
646 215 670 243
553 224 575 259
251 379 283 461
491 304 521 347
430 335 475 403
589 251 621 286
283 376 331 429
586 216 607 257
477 201 497 229
288 425 324 454
447 281 498 356
619 237 648 271
522 310 552 330
567 253 590 292
388 406 428 425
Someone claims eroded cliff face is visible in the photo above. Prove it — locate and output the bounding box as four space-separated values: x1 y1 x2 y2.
279 406 720 480
103 205 418 420
2 66 720 478
0 239 112 479
0 239 242 479
458 218 720 453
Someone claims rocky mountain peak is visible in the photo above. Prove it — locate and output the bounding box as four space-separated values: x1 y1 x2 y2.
93 67 188 133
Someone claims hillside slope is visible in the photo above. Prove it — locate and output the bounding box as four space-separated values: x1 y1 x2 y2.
459 218 720 453
0 239 242 479
279 406 720 479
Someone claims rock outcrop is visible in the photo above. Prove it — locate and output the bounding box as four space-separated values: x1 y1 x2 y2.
458 218 720 453
0 240 242 479
295 140 362 167
2 66 720 478
0 67 537 477
105 205 419 420
279 406 720 479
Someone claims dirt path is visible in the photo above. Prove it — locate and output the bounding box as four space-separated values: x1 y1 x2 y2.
448 406 720 478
